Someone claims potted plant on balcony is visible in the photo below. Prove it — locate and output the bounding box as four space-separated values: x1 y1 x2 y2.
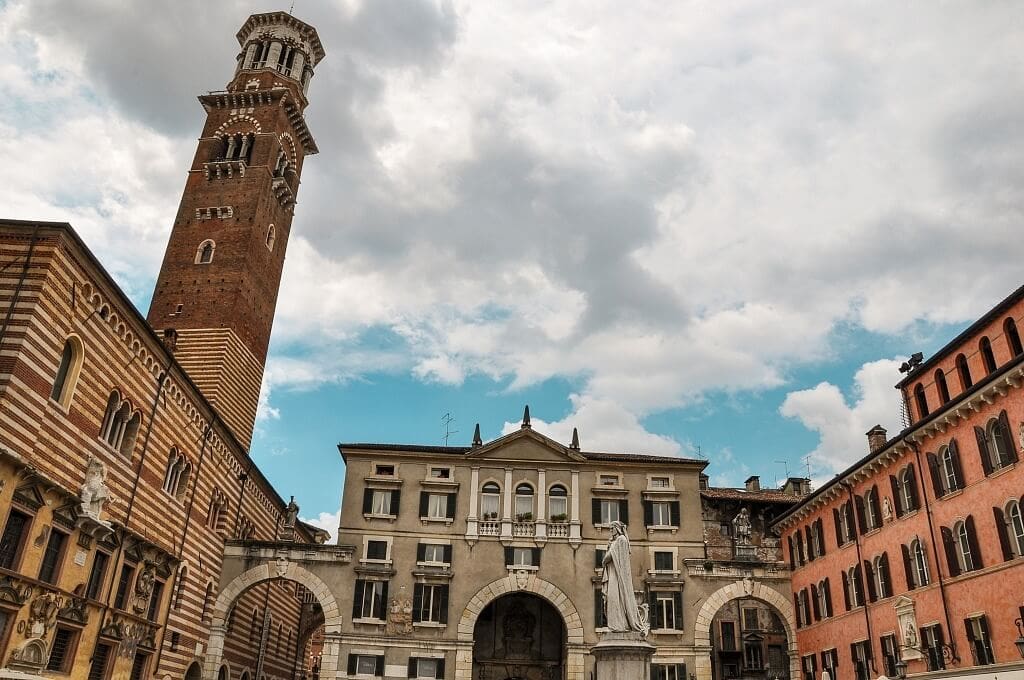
483 511 498 521
550 513 568 523
515 512 534 522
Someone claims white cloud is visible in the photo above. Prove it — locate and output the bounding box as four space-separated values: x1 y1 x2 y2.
300 509 341 544
780 359 905 474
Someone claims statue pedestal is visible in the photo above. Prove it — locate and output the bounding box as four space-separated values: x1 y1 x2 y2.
592 632 655 680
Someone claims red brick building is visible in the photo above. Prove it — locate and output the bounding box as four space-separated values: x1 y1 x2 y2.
775 286 1024 680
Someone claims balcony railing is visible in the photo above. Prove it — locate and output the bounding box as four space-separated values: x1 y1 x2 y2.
512 521 534 537
479 520 500 536
548 522 569 538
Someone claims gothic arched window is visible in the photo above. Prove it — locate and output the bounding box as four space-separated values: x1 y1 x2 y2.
956 353 972 391
100 390 140 456
50 335 84 408
914 383 929 419
911 538 929 587
196 240 215 265
934 369 950 404
979 336 997 375
162 448 192 500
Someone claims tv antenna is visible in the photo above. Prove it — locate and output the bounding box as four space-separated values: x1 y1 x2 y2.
801 454 812 479
441 412 458 446
774 460 789 487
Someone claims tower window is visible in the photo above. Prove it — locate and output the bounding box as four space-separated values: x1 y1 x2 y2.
1005 317 1023 357
979 336 997 374
196 240 215 265
50 335 85 408
266 224 276 251
914 383 928 420
934 369 950 404
955 353 972 391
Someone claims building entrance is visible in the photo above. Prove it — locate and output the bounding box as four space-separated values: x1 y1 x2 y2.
472 592 566 680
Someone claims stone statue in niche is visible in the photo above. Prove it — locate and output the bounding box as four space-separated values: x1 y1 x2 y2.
600 521 649 637
131 565 155 614
904 620 918 649
882 497 894 523
732 507 752 545
79 457 111 521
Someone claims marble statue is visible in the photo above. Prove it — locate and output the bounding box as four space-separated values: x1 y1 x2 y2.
882 497 894 523
904 620 918 649
79 457 110 520
601 521 648 636
732 507 752 545
284 496 299 527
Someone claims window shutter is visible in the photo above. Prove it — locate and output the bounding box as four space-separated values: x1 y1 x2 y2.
504 547 513 566
643 501 653 527
531 548 541 567
375 656 385 677
842 572 850 611
979 616 993 662
412 584 423 623
677 664 687 680
352 580 365 620
794 593 802 627
363 489 373 514
443 544 453 564
377 582 388 620
994 506 1013 561
595 548 606 569
435 657 445 679
833 509 843 545
416 543 427 562
439 585 449 624
849 645 858 678
845 500 857 537
787 536 796 569
419 492 429 518
595 590 605 627
805 526 815 560
391 490 401 515
863 560 877 602
999 410 1018 463
811 583 821 620
906 466 919 511
823 578 833 617
817 519 827 556
901 544 915 590
941 526 960 577
592 499 601 524
880 552 891 597
868 489 881 531
950 440 964 489
854 564 864 606
408 658 417 678
854 496 867 534
650 591 659 628
927 453 944 497
446 493 457 519
619 500 629 525
889 475 903 517
965 515 983 569
348 655 357 676
672 592 683 629
670 501 680 527
975 426 993 475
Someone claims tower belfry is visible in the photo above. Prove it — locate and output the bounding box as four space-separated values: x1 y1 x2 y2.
147 12 325 446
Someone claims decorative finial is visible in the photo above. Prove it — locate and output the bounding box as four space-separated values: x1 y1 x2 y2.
521 405 531 429
472 423 482 447
570 427 579 450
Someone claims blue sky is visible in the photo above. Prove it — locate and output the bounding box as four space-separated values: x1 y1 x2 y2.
2 1 1022 537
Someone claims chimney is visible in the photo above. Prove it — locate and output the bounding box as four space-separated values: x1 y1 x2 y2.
866 425 887 454
699 473 709 491
744 475 760 492
782 477 811 497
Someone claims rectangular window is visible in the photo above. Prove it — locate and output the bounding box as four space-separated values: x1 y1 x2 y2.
374 465 394 476
922 625 946 671
600 500 620 524
46 626 77 673
599 474 619 486
413 657 442 679
413 584 449 624
744 642 764 670
801 655 817 680
371 490 392 515
87 643 114 680
0 510 31 570
427 494 448 519
0 609 12 663
146 581 164 622
851 641 871 680
356 580 387 620
512 547 534 566
355 655 379 675
428 467 450 479
721 621 737 651
480 493 500 519
653 592 677 630
966 615 995 666
38 529 68 584
880 634 901 677
595 548 606 569
365 540 388 561
821 649 838 680
650 476 670 488
653 551 674 571
129 653 150 680
743 608 759 631
86 552 110 601
651 502 672 526
652 664 684 680
422 544 447 564
114 564 135 610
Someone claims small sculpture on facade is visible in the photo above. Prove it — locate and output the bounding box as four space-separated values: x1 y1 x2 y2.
600 521 648 636
284 496 299 528
903 620 918 649
79 458 110 521
732 507 752 545
27 593 60 638
131 565 156 614
387 587 413 635
882 497 894 523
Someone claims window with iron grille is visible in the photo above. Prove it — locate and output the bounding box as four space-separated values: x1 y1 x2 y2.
38 529 68 584
46 627 76 672
922 625 946 671
965 615 995 666
114 564 135 610
129 652 150 680
86 552 110 601
87 642 113 680
0 510 30 570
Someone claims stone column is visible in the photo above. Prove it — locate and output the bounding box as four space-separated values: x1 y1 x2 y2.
320 632 343 680
536 468 547 541
265 41 283 72
242 42 257 71
570 469 582 544
591 632 655 680
290 50 306 80
467 466 479 539
501 467 513 538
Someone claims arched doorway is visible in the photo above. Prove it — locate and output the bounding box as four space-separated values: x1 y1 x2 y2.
472 593 565 679
185 662 202 680
693 581 799 680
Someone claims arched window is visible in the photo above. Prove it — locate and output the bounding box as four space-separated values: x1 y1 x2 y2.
911 538 929 587
846 566 863 607
955 520 974 572
979 337 997 375
514 483 534 520
1006 501 1024 558
50 336 84 408
873 554 890 598
817 579 830 618
162 448 192 499
940 445 960 492
838 503 854 543
208 488 228 532
250 608 259 643
548 484 568 521
99 391 140 456
900 467 916 512
1005 317 1023 357
480 482 500 520
914 384 929 419
864 487 880 530
934 369 950 404
266 224 276 251
217 666 228 680
196 240 215 265
956 353 972 391
980 415 1016 472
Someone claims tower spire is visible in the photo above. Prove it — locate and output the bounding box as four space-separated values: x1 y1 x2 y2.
521 405 531 429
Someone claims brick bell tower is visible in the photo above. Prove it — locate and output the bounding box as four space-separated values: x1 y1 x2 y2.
148 12 325 447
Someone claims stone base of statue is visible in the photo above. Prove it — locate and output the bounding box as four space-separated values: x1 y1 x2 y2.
592 631 655 680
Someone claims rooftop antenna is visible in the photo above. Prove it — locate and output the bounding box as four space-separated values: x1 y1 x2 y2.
695 444 704 460
774 460 789 487
289 1 296 14
441 412 458 446
802 454 812 480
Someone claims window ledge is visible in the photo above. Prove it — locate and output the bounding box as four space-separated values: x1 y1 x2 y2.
362 513 397 523
415 561 451 569
987 462 1017 479
420 517 455 526
646 525 679 534
419 479 459 488
358 559 393 567
650 628 683 635
364 476 403 487
506 565 539 572
591 486 628 496
412 621 447 629
937 488 964 502
647 570 681 577
897 509 920 522
352 617 386 626
642 489 679 497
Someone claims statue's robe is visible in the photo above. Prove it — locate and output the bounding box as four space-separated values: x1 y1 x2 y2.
602 534 644 632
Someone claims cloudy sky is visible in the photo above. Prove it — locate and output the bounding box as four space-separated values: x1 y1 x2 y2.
3 0 1022 538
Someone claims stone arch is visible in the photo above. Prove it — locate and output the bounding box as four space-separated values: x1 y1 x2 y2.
693 580 800 680
456 574 586 680
204 562 342 680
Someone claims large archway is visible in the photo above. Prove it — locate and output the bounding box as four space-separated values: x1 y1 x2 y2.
693 581 800 680
456 575 587 680
472 593 565 679
203 562 343 680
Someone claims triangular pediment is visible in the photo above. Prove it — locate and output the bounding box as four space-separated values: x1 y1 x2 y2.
465 428 586 463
